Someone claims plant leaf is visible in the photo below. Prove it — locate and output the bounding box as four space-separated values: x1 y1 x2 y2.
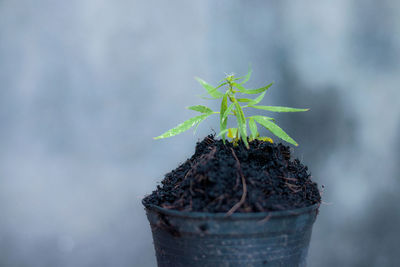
195 77 224 98
193 121 201 135
257 136 273 143
193 113 211 134
154 114 211 139
220 92 228 142
187 105 213 114
227 128 238 138
222 103 235 120
252 115 298 146
234 101 249 148
249 115 275 121
217 128 230 137
216 82 228 89
248 118 258 140
252 105 309 112
240 65 252 84
247 91 267 106
196 95 222 100
218 76 241 83
236 98 252 103
234 82 273 95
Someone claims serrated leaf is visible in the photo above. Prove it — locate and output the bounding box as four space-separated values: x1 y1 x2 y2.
234 101 249 148
195 77 224 98
187 105 213 114
252 105 309 112
154 114 211 139
257 136 273 143
220 92 228 142
248 118 258 140
233 82 273 95
252 115 298 146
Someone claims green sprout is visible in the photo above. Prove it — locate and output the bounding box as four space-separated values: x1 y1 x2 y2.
154 68 308 148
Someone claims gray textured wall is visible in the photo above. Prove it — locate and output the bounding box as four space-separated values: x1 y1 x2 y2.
1 0 399 266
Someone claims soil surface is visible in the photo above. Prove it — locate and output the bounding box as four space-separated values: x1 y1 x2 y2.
143 135 321 213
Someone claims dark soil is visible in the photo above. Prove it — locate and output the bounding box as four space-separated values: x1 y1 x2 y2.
143 135 321 213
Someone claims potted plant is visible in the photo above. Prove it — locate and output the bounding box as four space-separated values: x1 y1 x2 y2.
143 68 321 267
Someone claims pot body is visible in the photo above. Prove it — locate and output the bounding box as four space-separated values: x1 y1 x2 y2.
143 203 318 267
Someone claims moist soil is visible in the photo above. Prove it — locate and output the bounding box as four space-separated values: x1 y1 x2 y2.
143 135 321 213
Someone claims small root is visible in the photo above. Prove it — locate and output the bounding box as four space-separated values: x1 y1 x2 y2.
184 147 216 181
194 188 205 194
161 204 175 209
255 202 265 212
205 194 225 209
286 183 301 193
319 184 326 198
258 214 272 224
233 171 240 190
248 178 256 186
189 180 194 195
280 176 298 182
226 148 247 216
205 136 214 144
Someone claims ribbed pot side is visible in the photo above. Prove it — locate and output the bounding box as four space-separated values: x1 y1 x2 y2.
143 202 319 267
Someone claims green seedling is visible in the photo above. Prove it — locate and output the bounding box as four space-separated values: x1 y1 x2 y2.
154 67 308 148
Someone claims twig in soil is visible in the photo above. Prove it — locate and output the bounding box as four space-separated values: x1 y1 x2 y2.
226 148 247 216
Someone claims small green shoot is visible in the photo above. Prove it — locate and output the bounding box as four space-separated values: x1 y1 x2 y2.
154 68 309 148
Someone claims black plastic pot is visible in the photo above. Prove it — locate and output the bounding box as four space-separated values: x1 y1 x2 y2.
143 202 319 267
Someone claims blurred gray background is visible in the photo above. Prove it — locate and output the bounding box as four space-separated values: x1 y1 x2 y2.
1 0 400 266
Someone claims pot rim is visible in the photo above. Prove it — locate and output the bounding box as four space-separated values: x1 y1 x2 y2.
143 199 319 220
